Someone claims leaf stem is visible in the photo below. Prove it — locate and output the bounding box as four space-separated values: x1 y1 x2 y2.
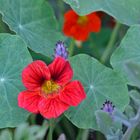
122 107 140 140
0 16 7 33
47 119 55 140
76 129 89 140
69 39 75 57
100 22 121 64
61 117 76 140
30 114 36 124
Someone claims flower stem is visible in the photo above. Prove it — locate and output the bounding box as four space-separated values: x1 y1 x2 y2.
122 107 140 140
76 129 89 140
30 114 36 124
62 117 76 139
47 119 54 140
100 22 121 64
69 39 75 57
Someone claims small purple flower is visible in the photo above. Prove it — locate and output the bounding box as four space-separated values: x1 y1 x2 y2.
101 100 115 115
54 41 68 59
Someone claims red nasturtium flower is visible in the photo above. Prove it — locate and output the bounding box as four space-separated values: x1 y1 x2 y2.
18 57 86 119
63 10 101 41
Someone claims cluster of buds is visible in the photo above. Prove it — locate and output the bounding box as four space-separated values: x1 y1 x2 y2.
101 100 115 115
54 41 68 59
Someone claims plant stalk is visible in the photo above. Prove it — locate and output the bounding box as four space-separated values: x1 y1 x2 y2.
47 119 55 140
69 39 75 57
122 107 140 140
76 129 89 140
100 22 121 64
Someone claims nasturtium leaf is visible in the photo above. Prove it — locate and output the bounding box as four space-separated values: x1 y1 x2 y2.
0 0 65 57
63 0 140 26
111 25 140 87
0 34 32 128
65 54 129 129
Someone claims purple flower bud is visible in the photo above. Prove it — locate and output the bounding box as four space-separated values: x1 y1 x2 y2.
101 100 115 115
54 41 68 59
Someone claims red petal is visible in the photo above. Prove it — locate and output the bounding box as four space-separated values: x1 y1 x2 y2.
18 90 41 113
71 25 89 41
48 57 73 86
38 96 69 119
87 12 101 32
63 10 80 39
60 81 86 106
63 20 89 41
63 10 101 41
22 60 50 91
63 21 76 36
64 10 78 21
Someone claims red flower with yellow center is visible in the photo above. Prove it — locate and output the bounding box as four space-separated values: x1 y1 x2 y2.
63 10 101 41
18 57 86 119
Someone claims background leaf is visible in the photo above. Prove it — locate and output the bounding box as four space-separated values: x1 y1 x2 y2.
111 25 140 87
95 111 114 134
0 129 12 140
0 0 65 57
124 62 140 88
129 90 140 107
0 33 32 128
63 0 140 26
73 28 112 59
14 121 48 140
65 54 129 129
95 110 122 140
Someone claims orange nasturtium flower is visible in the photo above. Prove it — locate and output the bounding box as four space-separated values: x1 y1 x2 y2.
63 10 101 41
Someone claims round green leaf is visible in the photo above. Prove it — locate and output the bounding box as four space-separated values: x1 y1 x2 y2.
0 0 65 57
63 0 140 26
65 54 129 129
111 25 140 87
0 34 32 128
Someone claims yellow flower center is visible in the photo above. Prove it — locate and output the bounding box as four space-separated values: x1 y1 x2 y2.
41 80 60 95
77 16 88 26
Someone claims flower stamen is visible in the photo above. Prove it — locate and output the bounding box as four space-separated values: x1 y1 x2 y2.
77 16 88 26
42 80 60 95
